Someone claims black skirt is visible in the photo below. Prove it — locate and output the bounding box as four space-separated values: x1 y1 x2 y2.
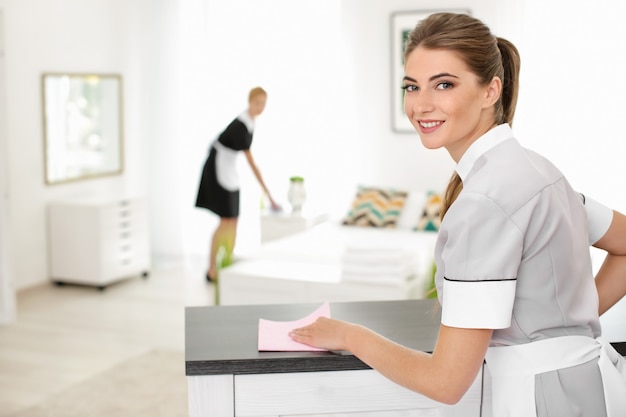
195 147 240 218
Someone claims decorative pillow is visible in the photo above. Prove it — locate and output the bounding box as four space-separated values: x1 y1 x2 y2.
415 191 443 232
342 186 408 228
396 191 427 230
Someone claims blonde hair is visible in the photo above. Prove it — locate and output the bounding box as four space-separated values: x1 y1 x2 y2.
405 13 521 219
248 86 267 102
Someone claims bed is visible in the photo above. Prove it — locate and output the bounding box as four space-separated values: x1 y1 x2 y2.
218 187 443 305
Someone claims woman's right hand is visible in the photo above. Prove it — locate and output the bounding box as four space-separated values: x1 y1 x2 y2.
289 317 354 351
269 199 282 212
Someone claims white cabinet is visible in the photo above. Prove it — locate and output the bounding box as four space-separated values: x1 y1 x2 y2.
188 368 485 416
47 196 151 289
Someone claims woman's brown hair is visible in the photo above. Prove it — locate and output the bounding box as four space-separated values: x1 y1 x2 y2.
404 13 521 219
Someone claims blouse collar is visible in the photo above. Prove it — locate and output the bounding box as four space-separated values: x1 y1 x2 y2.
237 110 256 133
455 124 515 182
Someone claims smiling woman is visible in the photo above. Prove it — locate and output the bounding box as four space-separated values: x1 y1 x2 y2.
289 12 626 416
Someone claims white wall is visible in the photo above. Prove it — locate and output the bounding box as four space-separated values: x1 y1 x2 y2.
514 0 626 211
176 0 522 266
0 0 524 290
174 0 362 265
1 0 153 290
0 7 16 324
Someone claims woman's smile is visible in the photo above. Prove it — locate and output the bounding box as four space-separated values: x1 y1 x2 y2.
418 120 444 132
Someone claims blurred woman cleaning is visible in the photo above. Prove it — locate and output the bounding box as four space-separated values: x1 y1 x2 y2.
195 87 280 283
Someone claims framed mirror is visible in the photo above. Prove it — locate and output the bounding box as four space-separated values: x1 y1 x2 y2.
42 73 124 185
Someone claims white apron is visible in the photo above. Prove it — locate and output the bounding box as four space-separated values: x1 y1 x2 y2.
485 336 626 417
213 141 240 192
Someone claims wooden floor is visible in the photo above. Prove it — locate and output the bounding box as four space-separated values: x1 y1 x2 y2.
0 267 215 416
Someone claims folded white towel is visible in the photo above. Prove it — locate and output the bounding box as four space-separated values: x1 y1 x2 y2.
341 261 417 276
341 271 416 285
343 244 407 253
341 251 413 265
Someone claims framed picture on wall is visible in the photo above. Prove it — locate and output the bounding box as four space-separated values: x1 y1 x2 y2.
390 9 470 133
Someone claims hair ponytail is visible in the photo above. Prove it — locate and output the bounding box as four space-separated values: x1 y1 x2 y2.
496 37 521 126
441 172 463 220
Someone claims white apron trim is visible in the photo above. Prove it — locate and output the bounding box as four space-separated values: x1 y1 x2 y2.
485 335 626 417
213 141 240 192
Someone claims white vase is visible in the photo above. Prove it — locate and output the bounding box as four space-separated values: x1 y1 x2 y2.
287 180 306 212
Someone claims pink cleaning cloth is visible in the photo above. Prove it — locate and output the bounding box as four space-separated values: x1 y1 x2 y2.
258 302 331 351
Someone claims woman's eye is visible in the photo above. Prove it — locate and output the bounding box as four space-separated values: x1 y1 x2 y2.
402 85 419 92
436 82 453 90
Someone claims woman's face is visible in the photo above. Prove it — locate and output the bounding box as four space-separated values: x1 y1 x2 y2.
249 94 267 118
403 47 500 162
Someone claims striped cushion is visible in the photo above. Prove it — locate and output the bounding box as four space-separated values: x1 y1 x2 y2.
342 187 408 228
415 191 443 232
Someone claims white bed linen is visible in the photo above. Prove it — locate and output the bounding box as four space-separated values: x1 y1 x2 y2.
237 221 439 292
243 221 436 260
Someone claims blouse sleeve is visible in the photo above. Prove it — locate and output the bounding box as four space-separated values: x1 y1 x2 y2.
439 193 523 329
582 194 613 245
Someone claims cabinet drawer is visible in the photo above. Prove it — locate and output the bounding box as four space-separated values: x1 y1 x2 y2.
101 237 149 263
100 201 148 231
100 226 149 250
234 369 482 417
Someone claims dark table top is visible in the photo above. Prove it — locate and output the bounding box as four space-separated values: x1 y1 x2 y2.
185 299 441 376
185 299 626 376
